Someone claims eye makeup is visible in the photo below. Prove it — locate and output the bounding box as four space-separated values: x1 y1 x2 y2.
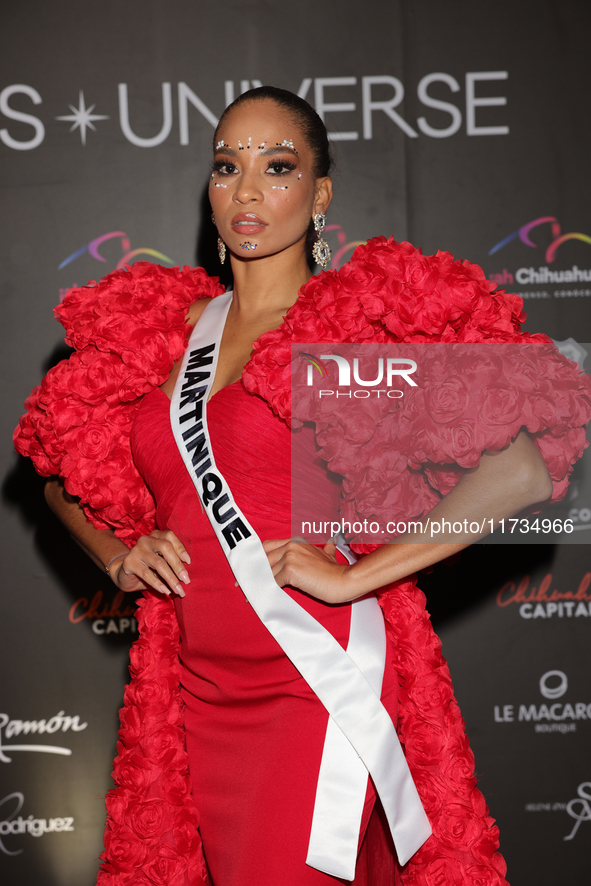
211 141 299 186
266 159 297 175
211 160 234 175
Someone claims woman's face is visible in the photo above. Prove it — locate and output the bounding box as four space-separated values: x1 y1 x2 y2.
209 100 331 261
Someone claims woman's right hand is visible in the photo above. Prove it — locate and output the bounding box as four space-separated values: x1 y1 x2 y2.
112 530 191 597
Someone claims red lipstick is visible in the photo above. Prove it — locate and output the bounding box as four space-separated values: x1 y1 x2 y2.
230 212 267 235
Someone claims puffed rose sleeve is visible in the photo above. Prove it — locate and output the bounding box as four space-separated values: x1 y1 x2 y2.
243 238 591 552
338 237 590 495
13 262 224 544
401 340 591 502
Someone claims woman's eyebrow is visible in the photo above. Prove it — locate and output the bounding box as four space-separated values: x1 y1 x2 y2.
214 146 298 158
259 146 298 157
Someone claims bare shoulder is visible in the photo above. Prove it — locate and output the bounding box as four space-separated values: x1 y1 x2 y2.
186 297 213 327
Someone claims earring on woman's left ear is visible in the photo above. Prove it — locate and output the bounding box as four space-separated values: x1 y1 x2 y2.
211 213 227 265
217 236 227 265
312 213 331 270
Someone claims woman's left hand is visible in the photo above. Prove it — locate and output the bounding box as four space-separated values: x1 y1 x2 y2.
262 538 352 604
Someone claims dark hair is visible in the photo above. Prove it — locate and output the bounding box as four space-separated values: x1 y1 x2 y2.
213 86 333 179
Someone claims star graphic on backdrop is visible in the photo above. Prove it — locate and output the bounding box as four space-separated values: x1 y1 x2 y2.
56 91 109 145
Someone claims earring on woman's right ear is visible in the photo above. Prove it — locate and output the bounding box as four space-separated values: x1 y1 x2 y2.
312 213 331 270
217 236 227 265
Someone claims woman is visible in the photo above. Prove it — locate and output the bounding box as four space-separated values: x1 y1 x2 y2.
14 87 591 886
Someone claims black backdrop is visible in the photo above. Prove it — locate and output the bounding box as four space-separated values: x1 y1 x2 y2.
1 2 590 884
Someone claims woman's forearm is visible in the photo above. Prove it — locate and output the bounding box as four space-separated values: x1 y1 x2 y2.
341 430 553 597
44 478 129 573
44 478 191 596
265 431 553 603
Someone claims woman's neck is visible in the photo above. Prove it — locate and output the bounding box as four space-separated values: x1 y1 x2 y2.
229 242 312 320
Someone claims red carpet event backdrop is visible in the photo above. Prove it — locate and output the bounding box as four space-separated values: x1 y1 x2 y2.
1 1 590 884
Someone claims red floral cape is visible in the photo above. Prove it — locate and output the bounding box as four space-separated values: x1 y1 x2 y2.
14 239 591 886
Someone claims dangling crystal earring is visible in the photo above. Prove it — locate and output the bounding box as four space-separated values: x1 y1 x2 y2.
217 236 226 265
312 213 331 270
211 213 227 265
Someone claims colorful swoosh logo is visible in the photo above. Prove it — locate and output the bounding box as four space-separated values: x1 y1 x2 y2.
59 231 175 270
489 217 591 264
59 226 364 276
325 223 366 270
300 352 328 376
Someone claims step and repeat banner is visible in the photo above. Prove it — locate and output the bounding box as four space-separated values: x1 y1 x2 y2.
1 1 590 884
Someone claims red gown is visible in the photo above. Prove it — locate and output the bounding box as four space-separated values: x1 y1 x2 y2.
131 382 400 885
13 241 591 886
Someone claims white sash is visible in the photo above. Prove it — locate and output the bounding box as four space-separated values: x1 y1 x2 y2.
170 293 431 879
